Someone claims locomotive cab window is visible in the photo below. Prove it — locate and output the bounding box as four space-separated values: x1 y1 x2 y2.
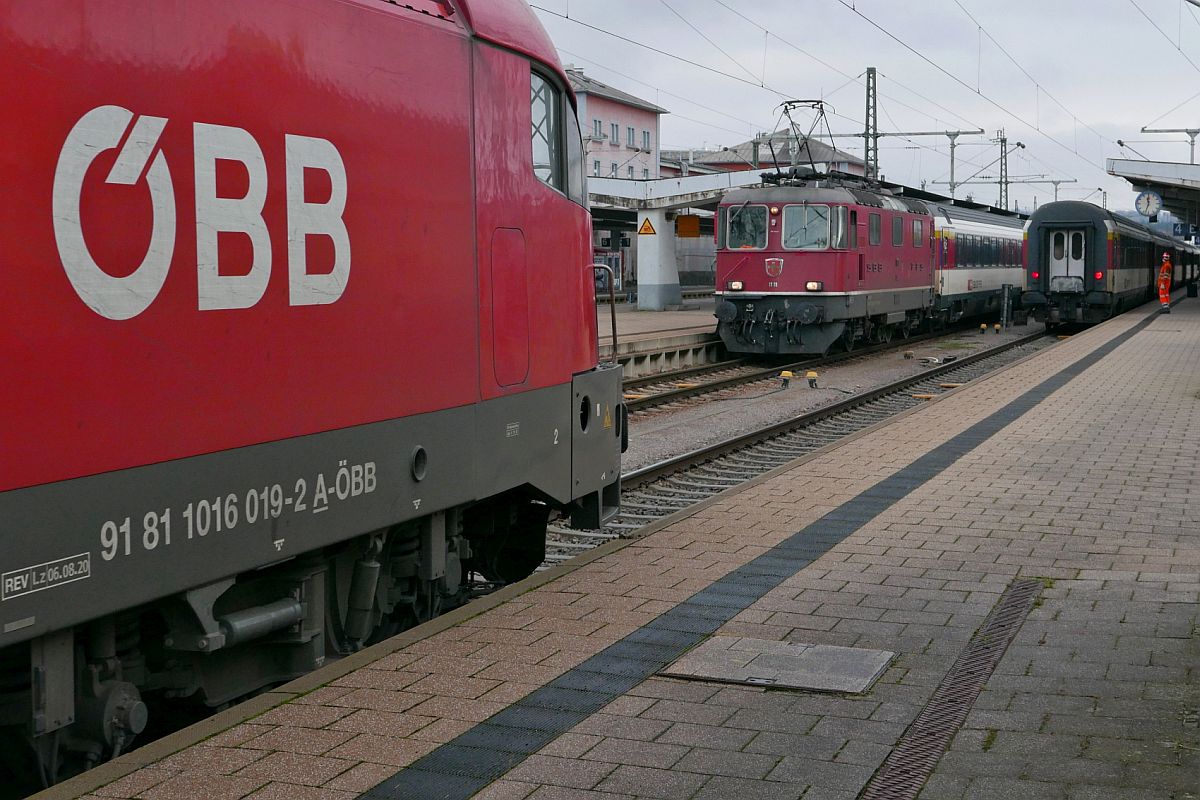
782 204 831 250
832 206 850 249
726 204 767 249
531 71 585 205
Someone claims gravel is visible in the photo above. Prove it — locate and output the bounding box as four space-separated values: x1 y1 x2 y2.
622 323 1045 472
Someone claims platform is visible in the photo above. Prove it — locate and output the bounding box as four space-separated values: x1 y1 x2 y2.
598 302 721 377
54 296 1199 800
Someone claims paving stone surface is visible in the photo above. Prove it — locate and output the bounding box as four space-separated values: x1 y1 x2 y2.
80 299 1199 800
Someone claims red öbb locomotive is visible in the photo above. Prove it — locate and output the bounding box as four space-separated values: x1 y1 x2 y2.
715 171 1026 355
0 0 622 784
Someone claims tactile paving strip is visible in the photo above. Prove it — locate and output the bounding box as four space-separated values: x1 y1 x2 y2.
362 313 1161 800
859 578 1044 800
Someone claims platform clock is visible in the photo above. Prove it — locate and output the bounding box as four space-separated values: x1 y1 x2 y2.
1135 190 1163 217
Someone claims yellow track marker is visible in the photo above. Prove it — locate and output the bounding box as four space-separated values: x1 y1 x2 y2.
939 383 963 389
912 394 936 400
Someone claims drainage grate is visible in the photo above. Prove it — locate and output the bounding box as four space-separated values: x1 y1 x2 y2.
859 578 1043 800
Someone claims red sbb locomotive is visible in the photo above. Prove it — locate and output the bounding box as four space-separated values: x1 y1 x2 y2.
0 0 622 784
714 172 1026 356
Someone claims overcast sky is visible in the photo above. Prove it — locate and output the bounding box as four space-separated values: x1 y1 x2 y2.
532 0 1200 213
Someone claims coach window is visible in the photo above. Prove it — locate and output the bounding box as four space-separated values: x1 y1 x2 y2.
1052 232 1065 260
1071 232 1084 260
892 216 903 246
783 204 831 250
912 219 923 247
869 213 881 245
727 205 768 249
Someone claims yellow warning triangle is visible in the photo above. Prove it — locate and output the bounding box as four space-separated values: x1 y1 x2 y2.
603 404 613 428
637 218 657 235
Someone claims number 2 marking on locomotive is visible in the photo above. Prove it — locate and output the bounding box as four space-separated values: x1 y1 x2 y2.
553 428 559 445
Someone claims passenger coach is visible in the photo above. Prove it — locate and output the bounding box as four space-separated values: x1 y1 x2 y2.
1022 200 1199 324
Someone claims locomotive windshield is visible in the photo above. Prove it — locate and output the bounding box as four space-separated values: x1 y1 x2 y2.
726 204 767 249
783 204 830 249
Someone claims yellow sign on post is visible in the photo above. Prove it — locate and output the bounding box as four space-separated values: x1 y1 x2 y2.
637 218 657 235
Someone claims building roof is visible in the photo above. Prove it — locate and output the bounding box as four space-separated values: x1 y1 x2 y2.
565 67 668 115
697 134 862 169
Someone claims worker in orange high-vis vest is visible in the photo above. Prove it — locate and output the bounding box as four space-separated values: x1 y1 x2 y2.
1159 252 1173 313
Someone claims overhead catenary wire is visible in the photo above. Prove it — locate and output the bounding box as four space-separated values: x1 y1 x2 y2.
657 0 760 85
710 0 984 132
557 48 771 135
830 0 1108 176
540 5 996 181
1128 0 1200 75
950 0 1114 147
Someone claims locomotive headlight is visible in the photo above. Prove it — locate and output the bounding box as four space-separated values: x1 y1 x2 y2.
805 281 823 291
728 281 744 291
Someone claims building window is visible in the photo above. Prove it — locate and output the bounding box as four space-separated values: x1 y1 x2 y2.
610 162 617 177
627 165 634 178
530 72 562 189
627 126 635 147
611 122 619 145
642 130 651 150
593 119 602 138
593 160 601 177
642 168 649 179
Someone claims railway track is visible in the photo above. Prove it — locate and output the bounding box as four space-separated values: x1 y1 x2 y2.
600 330 1053 539
621 321 1018 413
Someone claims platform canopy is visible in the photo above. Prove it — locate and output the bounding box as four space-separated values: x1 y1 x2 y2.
1107 157 1200 227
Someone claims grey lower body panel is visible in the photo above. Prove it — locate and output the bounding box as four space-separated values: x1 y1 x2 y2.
1 372 623 648
934 287 1011 320
1027 290 1124 324
715 289 932 355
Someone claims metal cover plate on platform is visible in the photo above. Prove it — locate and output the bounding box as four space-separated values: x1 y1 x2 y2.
661 637 895 693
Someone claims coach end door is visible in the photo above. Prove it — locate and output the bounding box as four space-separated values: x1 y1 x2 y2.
1048 229 1086 293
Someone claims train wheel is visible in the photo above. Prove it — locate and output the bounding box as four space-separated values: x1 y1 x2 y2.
464 495 549 586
